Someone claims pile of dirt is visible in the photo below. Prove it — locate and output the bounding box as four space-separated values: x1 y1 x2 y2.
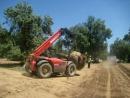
69 51 86 70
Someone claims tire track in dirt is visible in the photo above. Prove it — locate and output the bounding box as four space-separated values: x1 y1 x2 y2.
106 68 111 98
117 65 130 98
68 62 130 98
110 64 130 98
69 65 108 98
110 67 123 98
118 64 130 78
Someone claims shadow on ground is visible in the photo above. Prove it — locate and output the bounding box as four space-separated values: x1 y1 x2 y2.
0 63 21 68
22 72 80 79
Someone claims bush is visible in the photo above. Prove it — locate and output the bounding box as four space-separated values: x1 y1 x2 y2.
0 44 12 57
0 43 24 61
6 46 24 61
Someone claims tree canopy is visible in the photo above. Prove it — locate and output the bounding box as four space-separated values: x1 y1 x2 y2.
68 16 112 59
110 29 130 62
0 1 53 60
4 1 53 54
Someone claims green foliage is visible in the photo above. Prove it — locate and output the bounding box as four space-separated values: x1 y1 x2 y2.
0 25 11 57
42 16 53 34
0 1 53 60
0 25 10 44
4 1 53 54
70 16 112 59
0 44 24 61
110 33 130 62
70 25 89 53
0 43 12 57
110 28 130 62
85 16 111 57
123 29 130 42
0 25 24 60
6 46 24 61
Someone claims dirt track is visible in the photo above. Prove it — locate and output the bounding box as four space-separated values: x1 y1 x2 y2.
0 61 130 98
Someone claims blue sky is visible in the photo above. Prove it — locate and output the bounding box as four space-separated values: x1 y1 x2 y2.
0 0 130 49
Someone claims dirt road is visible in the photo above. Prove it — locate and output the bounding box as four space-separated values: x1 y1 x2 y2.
0 61 130 98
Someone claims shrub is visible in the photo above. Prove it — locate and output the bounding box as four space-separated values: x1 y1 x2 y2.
6 46 24 61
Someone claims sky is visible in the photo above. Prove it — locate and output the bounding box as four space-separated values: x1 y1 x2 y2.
0 0 130 49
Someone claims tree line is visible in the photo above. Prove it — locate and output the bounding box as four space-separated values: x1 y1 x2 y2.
0 1 114 61
110 29 130 62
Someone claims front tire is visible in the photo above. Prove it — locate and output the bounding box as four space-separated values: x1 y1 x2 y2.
24 63 33 74
66 63 76 76
37 63 52 78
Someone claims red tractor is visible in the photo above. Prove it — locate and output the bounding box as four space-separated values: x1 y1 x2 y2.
24 28 76 78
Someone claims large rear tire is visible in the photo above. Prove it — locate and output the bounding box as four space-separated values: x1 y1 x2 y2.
37 63 52 78
66 63 76 76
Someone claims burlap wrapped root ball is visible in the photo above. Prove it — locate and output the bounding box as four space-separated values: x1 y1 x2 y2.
69 51 86 70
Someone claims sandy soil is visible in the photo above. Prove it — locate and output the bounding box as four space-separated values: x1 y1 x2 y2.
0 60 130 98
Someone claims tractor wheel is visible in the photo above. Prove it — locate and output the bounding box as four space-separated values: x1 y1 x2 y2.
66 63 76 76
24 63 32 74
37 63 52 78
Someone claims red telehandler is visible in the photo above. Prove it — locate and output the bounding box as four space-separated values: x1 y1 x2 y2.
24 28 76 78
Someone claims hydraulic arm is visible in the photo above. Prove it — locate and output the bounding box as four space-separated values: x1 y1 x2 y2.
31 28 71 57
33 29 62 57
